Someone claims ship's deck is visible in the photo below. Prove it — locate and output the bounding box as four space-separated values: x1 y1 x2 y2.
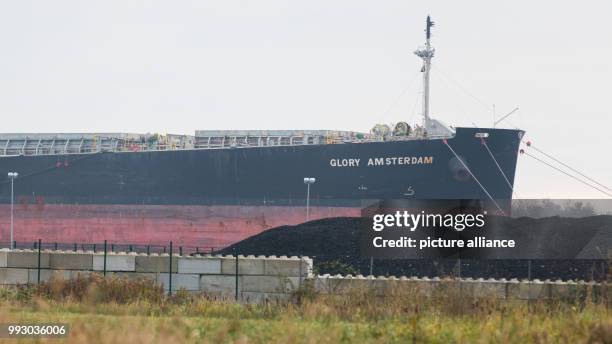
0 129 451 156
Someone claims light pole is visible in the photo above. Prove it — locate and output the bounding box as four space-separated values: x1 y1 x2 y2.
7 172 18 250
303 177 316 221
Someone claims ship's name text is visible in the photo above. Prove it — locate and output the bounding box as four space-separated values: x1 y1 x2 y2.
329 156 434 167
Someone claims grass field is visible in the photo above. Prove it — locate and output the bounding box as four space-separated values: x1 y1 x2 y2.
0 275 610 343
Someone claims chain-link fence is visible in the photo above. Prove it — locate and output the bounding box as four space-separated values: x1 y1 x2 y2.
305 254 609 282
2 240 220 256
1 240 314 299
2 240 608 282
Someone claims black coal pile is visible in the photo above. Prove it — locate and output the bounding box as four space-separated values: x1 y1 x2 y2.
223 217 363 257
220 216 610 281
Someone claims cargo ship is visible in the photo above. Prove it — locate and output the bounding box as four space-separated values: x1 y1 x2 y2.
0 17 523 248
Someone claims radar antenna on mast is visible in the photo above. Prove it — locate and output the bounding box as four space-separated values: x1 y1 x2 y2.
411 16 454 139
414 16 436 136
426 15 434 40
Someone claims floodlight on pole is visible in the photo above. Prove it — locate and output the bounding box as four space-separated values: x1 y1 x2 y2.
7 172 18 250
303 177 316 221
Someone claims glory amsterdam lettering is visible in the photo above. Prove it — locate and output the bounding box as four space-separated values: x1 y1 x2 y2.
329 156 433 167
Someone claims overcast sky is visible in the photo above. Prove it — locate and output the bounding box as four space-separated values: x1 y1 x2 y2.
1 1 610 198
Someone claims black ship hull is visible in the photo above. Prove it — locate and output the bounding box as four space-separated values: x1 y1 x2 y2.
0 127 523 247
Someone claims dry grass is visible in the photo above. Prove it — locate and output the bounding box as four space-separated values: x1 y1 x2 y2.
0 275 610 343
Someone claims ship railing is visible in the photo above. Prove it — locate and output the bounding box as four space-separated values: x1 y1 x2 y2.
0 132 455 157
0 139 195 156
192 134 394 149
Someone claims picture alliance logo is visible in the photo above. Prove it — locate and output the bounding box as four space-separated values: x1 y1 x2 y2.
372 210 486 232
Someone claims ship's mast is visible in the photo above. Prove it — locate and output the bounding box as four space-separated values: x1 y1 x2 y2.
414 16 435 133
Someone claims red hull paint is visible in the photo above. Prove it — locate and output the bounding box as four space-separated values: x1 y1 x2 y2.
0 204 360 248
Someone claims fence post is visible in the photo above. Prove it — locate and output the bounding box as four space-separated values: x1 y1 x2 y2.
147 245 150 255
103 240 107 277
369 256 374 276
37 239 42 285
129 245 133 253
457 257 461 279
168 241 173 295
527 260 531 281
93 244 96 253
73 243 77 252
457 257 462 297
179 246 183 256
299 255 302 288
54 242 58 250
235 253 239 302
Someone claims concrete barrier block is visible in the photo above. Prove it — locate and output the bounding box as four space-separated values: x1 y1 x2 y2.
28 269 49 283
528 281 550 300
322 276 376 294
135 255 177 273
320 276 353 294
0 251 6 267
178 257 221 274
574 281 592 300
347 277 376 292
380 277 407 295
506 281 527 299
473 280 507 299
550 281 583 299
55 269 71 281
425 279 453 296
405 279 434 297
25 268 79 283
302 257 314 276
0 268 29 284
221 257 265 275
200 275 241 295
219 256 233 272
507 281 550 300
112 272 156 281
242 275 300 293
241 292 291 304
311 276 330 293
54 270 74 281
93 255 135 272
157 273 200 291
49 252 93 270
0 251 49 269
265 258 312 277
457 280 477 298
70 270 92 279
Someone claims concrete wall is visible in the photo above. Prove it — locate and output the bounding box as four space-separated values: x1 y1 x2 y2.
0 249 312 303
0 249 607 303
311 274 609 301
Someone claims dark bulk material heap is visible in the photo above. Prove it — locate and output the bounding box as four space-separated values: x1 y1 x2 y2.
222 216 611 281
